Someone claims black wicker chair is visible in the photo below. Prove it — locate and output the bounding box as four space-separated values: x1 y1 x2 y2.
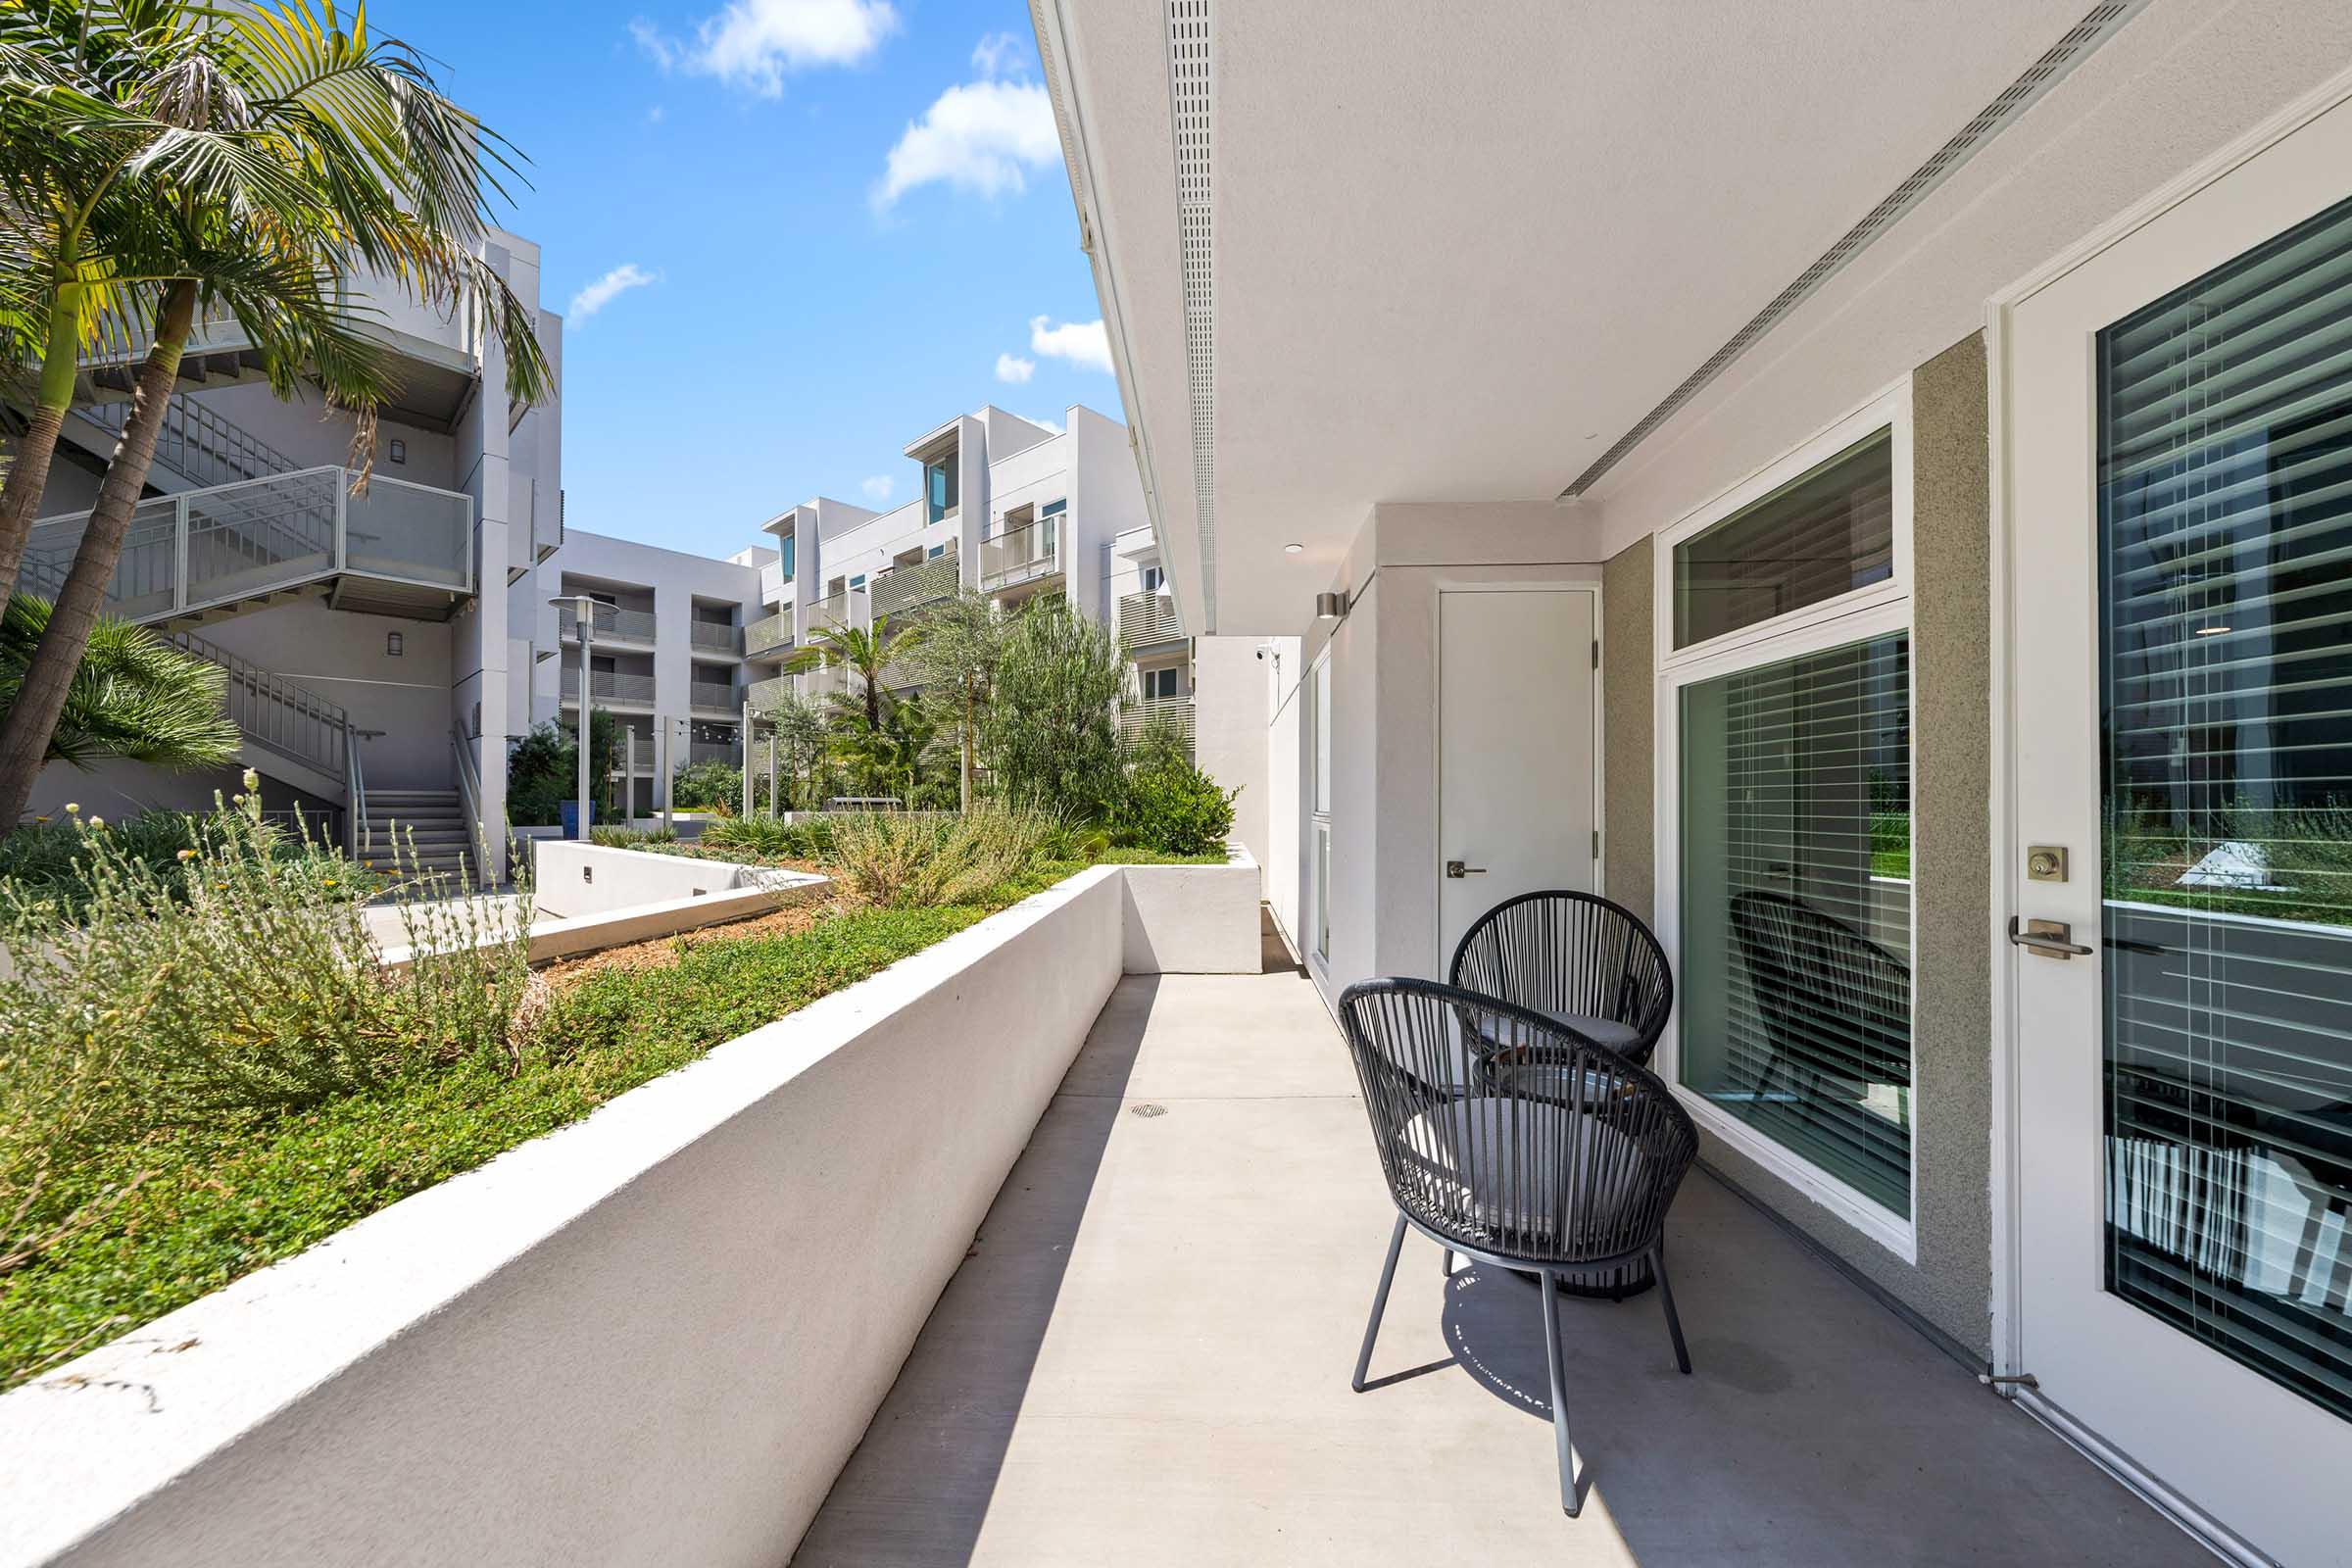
1728 890 1911 1117
1338 977 1699 1516
1447 890 1674 1068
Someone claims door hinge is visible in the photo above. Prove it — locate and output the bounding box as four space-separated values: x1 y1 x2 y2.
1978 1372 2039 1392
1592 829 1600 858
1591 639 1599 670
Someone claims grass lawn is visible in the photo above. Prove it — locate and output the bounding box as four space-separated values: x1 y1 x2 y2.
0 860 1103 1392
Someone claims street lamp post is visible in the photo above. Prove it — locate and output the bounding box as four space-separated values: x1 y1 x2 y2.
551 595 596 838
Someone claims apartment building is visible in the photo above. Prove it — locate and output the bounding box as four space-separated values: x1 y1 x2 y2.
511 531 778 819
745 402 1200 746
1037 0 2352 1557
17 230 562 879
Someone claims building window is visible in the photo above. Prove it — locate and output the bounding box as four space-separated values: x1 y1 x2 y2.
1041 497 1066 516
1673 427 1895 651
779 534 795 581
1311 656 1333 962
1661 390 1914 1241
850 574 866 590
927 543 946 560
1141 666 1182 701
1142 564 1166 594
925 454 959 523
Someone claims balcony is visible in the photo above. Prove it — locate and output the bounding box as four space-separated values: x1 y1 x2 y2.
1120 694 1196 747
688 738 739 767
691 620 744 657
745 672 798 711
690 679 741 713
559 669 656 706
869 551 957 621
981 517 1059 591
1119 588 1184 649
804 590 852 640
783 963 2209 1563
746 610 793 659
564 604 658 646
19 466 473 626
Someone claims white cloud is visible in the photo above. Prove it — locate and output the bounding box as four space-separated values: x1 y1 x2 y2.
995 352 1035 384
631 0 896 98
645 104 666 124
873 77 1056 210
860 474 897 502
970 30 1028 77
1022 414 1064 435
1028 315 1111 374
568 263 657 322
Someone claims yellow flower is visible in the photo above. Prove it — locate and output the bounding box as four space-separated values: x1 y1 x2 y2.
63 803 78 814
177 849 197 862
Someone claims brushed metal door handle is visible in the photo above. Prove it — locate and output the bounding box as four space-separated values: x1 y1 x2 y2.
2009 915 2093 958
1446 859 1487 878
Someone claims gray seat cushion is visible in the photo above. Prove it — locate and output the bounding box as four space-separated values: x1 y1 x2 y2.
1470 1006 1642 1054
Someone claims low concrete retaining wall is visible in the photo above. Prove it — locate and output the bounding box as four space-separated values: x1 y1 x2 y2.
0 867 1133 1568
1123 847 1262 974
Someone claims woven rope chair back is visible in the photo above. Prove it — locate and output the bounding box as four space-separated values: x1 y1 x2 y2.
1337 976 1698 1268
1729 890 1912 1089
1447 890 1674 1065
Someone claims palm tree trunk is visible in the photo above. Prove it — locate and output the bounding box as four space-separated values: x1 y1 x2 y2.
0 280 92 616
0 282 196 834
961 672 976 809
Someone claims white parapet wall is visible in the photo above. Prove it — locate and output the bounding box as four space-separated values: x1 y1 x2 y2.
0 860 1257 1568
1122 846 1262 974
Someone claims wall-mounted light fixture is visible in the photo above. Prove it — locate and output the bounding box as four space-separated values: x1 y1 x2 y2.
385 631 404 657
1314 590 1348 621
387 438 407 465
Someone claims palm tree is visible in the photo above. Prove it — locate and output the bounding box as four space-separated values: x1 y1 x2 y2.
0 0 551 833
0 592 238 770
788 614 928 798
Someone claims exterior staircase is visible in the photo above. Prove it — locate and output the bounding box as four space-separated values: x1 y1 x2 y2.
359 789 479 881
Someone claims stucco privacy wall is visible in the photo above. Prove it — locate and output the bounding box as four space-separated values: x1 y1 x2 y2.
1610 334 1995 1360
0 864 1268 1568
1601 536 1655 928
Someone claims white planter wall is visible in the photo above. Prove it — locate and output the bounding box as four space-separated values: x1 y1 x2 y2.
0 862 1257 1568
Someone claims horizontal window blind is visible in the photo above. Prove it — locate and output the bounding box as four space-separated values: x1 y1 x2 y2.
1680 631 1913 1216
2098 192 2352 1422
1673 428 1894 650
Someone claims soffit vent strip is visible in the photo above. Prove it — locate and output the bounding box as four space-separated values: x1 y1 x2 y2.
1167 0 1217 633
1561 0 2147 499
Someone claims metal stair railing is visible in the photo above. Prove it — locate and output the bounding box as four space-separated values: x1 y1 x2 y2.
450 723 487 886
163 629 351 787
81 393 301 491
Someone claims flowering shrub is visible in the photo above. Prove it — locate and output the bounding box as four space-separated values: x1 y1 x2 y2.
0 779 537 1294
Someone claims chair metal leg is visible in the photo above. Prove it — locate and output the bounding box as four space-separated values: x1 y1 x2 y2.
1651 1244 1691 1375
1351 1212 1408 1394
1441 1248 1454 1277
1538 1267 1579 1516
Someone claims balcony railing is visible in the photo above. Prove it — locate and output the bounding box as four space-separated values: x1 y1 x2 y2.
746 610 793 658
691 620 744 655
870 551 957 620
981 518 1059 591
564 604 658 644
1120 590 1184 648
805 590 852 640
746 672 800 711
689 739 740 766
560 669 657 704
690 679 740 711
1120 696 1197 748
20 466 472 625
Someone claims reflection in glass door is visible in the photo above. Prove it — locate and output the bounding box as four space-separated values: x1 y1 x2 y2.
2097 192 2352 1421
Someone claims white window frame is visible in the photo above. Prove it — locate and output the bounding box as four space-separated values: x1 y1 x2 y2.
1651 378 1920 1262
1654 383 1913 674
1308 650 1334 966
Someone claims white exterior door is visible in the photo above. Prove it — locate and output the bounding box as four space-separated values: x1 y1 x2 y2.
2003 93 2352 1566
1437 587 1598 968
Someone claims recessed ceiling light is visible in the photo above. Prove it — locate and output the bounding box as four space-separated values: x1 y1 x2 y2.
1283 542 1304 555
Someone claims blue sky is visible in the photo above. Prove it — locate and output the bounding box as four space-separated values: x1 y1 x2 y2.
378 0 1111 560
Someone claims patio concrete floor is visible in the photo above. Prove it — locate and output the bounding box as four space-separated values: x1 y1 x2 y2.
791 962 2212 1567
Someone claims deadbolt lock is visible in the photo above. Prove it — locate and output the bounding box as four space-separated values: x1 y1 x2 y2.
2027 845 2069 883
